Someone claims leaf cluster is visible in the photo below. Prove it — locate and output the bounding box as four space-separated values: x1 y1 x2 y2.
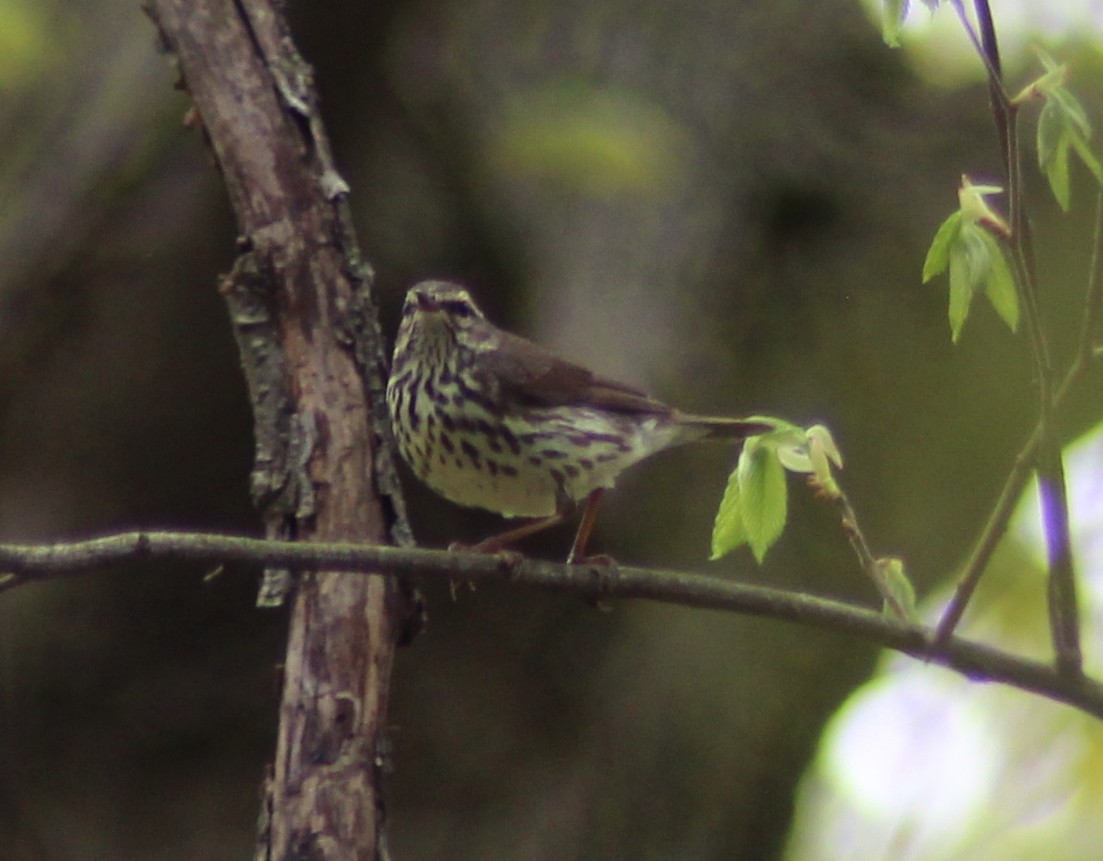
711 422 841 564
922 179 1017 342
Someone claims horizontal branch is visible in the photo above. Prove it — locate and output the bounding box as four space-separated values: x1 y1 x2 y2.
2 530 1101 718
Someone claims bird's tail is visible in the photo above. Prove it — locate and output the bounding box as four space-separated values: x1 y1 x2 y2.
675 414 773 442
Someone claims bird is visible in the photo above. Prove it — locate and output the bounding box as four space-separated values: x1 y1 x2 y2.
386 280 767 562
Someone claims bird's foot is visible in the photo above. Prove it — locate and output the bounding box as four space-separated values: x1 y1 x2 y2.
565 552 617 611
566 552 616 567
446 540 524 599
448 538 523 563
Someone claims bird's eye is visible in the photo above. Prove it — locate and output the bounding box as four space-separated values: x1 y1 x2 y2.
446 300 475 318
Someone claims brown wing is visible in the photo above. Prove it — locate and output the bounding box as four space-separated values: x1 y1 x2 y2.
483 330 674 416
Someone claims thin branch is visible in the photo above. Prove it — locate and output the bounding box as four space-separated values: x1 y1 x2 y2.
961 1 1011 177
982 4 1078 675
935 434 1035 642
933 318 1082 673
2 530 1102 718
948 2 991 86
937 191 1103 645
1038 446 1081 675
1042 187 1103 674
828 483 907 619
1072 188 1103 377
932 0 1083 674
973 1 1002 78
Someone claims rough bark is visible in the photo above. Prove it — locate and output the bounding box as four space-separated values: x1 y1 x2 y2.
145 2 409 858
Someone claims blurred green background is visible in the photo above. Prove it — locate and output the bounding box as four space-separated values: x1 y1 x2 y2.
0 1 1101 859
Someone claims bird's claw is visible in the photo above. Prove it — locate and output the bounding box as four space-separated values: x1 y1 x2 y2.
566 552 616 567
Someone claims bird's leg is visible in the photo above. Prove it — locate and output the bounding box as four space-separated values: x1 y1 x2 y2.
450 488 610 563
453 512 566 556
566 489 611 565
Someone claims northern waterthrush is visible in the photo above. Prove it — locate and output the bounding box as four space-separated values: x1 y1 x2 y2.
387 281 767 562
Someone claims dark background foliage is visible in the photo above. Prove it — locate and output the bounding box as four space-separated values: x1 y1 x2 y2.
0 1 1100 858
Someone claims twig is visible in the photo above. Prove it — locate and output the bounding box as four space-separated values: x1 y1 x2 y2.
979 0 1079 675
2 530 1102 718
933 0 1084 674
1038 445 1081 675
829 485 908 620
937 191 1103 645
1072 188 1103 377
948 2 992 85
935 434 1035 642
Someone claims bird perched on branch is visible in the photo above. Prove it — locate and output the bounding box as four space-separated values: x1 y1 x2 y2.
387 280 766 562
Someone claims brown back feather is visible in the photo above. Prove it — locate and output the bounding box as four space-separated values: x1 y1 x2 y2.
482 330 674 416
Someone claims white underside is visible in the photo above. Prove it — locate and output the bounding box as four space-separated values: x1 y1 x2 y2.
418 409 684 518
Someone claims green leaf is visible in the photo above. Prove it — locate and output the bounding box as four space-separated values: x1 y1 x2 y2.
743 420 806 471
1034 46 1061 75
713 420 841 562
947 224 990 342
1038 97 1061 170
947 247 973 343
1038 101 1072 211
806 432 841 497
775 443 812 473
980 233 1019 332
922 211 962 282
1050 86 1092 138
878 558 917 620
1037 96 1070 208
1068 130 1103 186
1051 136 1071 211
1036 78 1103 206
963 225 992 283
957 178 1009 235
881 0 908 47
1012 62 1067 105
736 439 788 563
805 424 843 469
710 468 747 560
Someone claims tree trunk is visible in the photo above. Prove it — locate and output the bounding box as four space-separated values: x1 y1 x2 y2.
145 2 410 857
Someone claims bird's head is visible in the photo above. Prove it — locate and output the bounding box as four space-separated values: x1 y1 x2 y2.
396 281 495 358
